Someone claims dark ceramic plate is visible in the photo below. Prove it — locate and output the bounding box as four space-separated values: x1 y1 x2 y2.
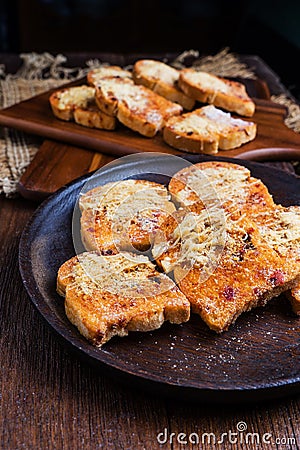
19 153 300 404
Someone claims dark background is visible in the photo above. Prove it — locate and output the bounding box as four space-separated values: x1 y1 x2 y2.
1 0 300 101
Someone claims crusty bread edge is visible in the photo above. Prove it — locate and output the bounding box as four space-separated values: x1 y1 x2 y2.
178 72 255 117
74 107 116 130
163 126 219 154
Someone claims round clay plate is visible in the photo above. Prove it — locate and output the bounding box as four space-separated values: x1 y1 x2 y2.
19 154 300 404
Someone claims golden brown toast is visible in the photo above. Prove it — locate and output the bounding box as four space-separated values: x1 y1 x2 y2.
153 161 300 331
133 59 195 110
163 110 220 155
178 69 255 117
198 105 256 150
94 77 182 137
87 65 132 86
58 160 299 343
168 161 300 299
168 161 275 215
163 106 256 154
253 205 300 306
57 251 190 346
173 211 300 332
79 179 176 254
49 85 116 130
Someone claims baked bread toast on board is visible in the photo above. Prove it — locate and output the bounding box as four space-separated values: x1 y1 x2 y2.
133 59 195 110
94 77 182 137
163 106 256 154
80 179 176 254
57 251 190 346
87 65 132 86
178 69 255 117
49 85 116 130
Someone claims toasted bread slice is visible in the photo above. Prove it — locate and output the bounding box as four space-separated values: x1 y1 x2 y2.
154 161 276 272
133 59 195 110
172 211 300 332
73 103 116 130
153 199 300 332
163 110 220 155
49 85 116 130
87 65 132 86
168 161 274 213
94 77 182 137
178 69 255 117
163 106 257 154
198 105 256 150
57 251 190 346
166 161 300 315
94 77 135 116
253 205 300 290
80 179 176 254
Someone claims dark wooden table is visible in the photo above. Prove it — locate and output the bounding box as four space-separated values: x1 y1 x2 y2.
1 53 300 450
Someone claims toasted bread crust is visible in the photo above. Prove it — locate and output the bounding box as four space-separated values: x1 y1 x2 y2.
49 85 116 130
199 105 256 150
133 59 195 110
172 209 299 332
167 161 300 324
94 77 182 137
87 65 132 86
168 161 274 213
57 256 78 297
116 101 163 137
163 106 256 154
80 179 176 254
178 69 255 117
74 105 116 130
163 120 219 154
94 77 135 116
57 252 190 346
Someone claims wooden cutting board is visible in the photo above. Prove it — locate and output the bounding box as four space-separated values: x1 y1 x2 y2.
0 77 272 157
18 141 115 201
0 78 299 200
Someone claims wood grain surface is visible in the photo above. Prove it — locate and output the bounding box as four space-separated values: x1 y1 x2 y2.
1 189 299 449
18 140 115 201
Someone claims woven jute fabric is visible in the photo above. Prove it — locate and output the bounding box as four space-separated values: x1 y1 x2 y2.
0 49 299 197
0 52 98 196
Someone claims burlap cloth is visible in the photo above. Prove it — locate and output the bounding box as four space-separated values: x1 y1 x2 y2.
1 49 299 197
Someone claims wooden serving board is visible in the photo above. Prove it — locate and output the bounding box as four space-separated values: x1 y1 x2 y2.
0 78 299 200
2 86 300 157
18 140 115 201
